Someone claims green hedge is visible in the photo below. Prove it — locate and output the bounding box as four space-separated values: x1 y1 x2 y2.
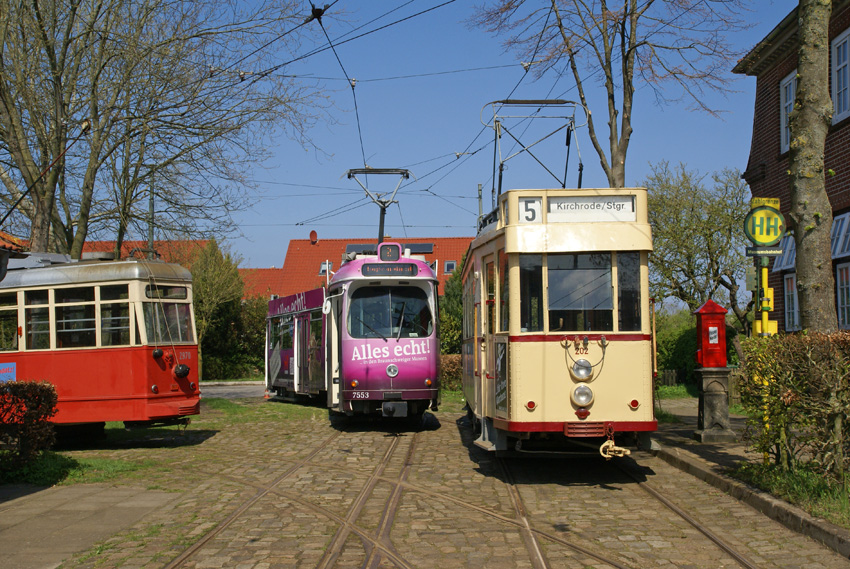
440 354 462 391
0 381 58 470
740 333 850 478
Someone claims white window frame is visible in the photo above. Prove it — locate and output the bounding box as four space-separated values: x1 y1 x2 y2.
783 273 800 331
318 261 332 276
772 233 796 272
445 260 457 274
833 28 850 124
838 263 850 329
780 69 797 153
832 212 850 259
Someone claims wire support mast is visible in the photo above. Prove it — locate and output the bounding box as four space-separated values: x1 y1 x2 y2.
345 168 413 244
480 99 589 199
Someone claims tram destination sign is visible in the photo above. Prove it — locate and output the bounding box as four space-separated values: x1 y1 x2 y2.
547 195 637 223
361 263 419 277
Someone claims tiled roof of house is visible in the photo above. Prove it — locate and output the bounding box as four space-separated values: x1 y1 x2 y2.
240 268 288 299
0 231 26 256
275 236 473 298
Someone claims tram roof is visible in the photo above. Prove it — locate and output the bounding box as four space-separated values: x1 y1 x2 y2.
0 259 192 289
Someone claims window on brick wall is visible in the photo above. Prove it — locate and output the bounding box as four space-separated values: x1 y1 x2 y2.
833 212 850 259
780 69 797 153
772 233 796 272
833 28 850 123
838 263 850 329
784 273 800 331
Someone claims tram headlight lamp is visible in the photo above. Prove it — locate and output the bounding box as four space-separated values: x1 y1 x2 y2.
571 359 593 380
571 383 594 407
386 364 399 378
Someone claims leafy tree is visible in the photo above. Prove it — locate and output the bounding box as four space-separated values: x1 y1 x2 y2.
472 0 748 187
191 239 243 377
644 162 753 338
789 0 837 332
439 255 464 354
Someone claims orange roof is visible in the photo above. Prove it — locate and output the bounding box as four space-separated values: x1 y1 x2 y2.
240 268 288 299
83 240 208 265
277 237 472 297
0 231 26 255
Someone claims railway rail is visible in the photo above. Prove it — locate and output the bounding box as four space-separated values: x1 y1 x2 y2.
144 410 838 569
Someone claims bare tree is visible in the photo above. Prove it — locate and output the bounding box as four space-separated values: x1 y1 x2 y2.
789 0 837 332
0 0 325 255
473 0 748 187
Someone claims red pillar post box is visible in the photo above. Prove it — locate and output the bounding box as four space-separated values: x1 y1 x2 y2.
694 299 728 368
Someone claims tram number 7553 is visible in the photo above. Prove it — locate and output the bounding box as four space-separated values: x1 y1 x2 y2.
350 391 370 399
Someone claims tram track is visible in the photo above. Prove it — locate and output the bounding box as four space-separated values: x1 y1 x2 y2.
162 430 344 569
151 412 834 569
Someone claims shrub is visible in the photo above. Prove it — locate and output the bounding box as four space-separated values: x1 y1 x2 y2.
0 381 58 470
440 354 462 391
740 333 850 478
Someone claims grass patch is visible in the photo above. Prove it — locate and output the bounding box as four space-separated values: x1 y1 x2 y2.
0 452 150 486
653 406 683 424
732 462 850 529
655 383 697 399
438 389 467 414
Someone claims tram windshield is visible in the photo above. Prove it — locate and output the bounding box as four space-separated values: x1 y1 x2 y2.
348 286 433 339
143 302 194 344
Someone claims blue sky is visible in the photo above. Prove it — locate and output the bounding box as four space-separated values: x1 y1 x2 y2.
231 0 798 269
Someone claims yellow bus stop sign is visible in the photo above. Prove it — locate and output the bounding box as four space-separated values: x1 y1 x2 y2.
744 206 785 246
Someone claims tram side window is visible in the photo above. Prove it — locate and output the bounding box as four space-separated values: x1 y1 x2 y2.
519 255 543 332
0 292 17 351
617 252 642 332
55 286 96 348
548 253 613 332
101 285 131 346
24 290 50 349
499 250 509 332
143 302 194 344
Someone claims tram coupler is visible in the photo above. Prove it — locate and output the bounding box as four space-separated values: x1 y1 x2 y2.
599 439 631 460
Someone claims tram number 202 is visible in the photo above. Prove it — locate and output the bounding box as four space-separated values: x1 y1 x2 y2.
574 347 589 355
350 391 370 399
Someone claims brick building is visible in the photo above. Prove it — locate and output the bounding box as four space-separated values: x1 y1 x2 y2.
733 0 850 331
241 237 473 299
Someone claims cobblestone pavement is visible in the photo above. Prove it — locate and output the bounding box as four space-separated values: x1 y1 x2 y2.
3 399 850 568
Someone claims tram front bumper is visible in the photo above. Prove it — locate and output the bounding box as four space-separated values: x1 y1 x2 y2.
382 401 408 417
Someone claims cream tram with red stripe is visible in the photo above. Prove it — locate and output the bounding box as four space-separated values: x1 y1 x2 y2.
461 187 656 455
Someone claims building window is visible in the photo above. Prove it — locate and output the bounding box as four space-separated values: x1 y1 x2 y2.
319 261 332 276
780 69 796 153
832 212 850 260
772 233 796 272
834 28 850 123
444 260 457 273
784 274 800 331
838 263 850 329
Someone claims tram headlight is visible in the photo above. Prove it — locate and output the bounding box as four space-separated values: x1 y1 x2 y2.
571 383 594 407
386 364 399 378
571 359 593 380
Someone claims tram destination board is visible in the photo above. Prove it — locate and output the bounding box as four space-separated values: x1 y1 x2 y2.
361 263 419 277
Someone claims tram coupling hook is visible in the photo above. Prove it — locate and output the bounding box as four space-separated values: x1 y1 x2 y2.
599 439 631 460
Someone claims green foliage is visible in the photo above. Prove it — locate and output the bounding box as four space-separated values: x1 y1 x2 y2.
740 333 850 477
0 381 57 471
645 162 752 331
438 255 464 354
201 296 266 380
440 354 462 391
655 308 698 382
733 462 850 528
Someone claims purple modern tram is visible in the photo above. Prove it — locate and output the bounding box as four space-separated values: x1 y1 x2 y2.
265 242 440 419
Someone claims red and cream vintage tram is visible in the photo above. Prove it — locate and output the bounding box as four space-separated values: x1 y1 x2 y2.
0 257 200 430
461 187 657 455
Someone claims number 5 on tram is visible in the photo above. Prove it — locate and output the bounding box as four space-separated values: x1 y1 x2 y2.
461 187 657 456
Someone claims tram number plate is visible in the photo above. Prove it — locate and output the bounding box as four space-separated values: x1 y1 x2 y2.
350 391 370 399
